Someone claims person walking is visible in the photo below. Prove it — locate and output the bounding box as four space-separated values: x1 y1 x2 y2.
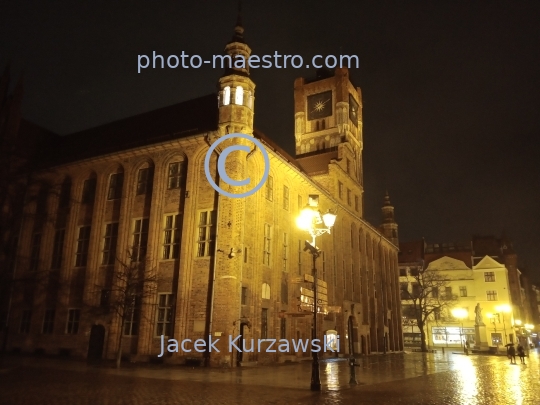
508 344 516 364
517 344 526 364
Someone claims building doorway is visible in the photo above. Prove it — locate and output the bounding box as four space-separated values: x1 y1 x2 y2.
87 324 105 362
236 322 248 366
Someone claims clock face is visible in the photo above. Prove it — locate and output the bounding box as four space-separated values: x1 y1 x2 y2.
349 93 359 126
307 91 332 121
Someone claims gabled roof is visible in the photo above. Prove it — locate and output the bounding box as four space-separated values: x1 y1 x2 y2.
474 255 505 270
427 256 470 270
45 93 219 165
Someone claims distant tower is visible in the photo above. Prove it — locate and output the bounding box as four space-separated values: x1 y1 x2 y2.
216 3 255 136
380 191 399 245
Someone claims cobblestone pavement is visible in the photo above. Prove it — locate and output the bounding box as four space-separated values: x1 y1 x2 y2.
1 350 539 404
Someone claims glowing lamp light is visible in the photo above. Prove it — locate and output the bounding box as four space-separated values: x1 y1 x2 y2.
495 304 511 313
296 207 318 231
322 211 337 228
515 319 522 326
452 308 468 319
525 324 533 330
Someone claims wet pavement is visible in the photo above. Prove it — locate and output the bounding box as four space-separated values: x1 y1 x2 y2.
1 350 539 404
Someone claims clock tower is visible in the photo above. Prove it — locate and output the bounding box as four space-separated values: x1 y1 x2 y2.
294 67 364 214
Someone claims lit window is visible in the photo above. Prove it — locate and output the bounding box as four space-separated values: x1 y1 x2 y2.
263 224 271 266
163 214 180 259
132 219 149 262
223 86 231 105
136 167 153 195
167 162 184 189
283 186 289 210
235 86 244 105
197 211 216 257
262 283 271 299
156 294 173 336
487 290 498 301
107 173 124 200
102 223 119 265
265 176 274 201
66 309 80 334
75 226 91 267
282 232 288 271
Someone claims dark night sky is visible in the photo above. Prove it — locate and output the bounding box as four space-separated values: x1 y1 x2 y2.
1 1 539 280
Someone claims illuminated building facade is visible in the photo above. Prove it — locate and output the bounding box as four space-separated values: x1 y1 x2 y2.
399 237 537 350
0 17 403 366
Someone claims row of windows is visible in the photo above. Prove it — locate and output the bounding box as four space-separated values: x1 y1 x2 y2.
30 211 214 270
19 309 80 335
337 181 360 212
400 284 499 301
78 162 184 205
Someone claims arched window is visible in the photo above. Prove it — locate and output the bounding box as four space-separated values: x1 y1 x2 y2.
223 86 231 105
235 86 244 105
262 283 271 299
321 119 325 130
315 121 320 131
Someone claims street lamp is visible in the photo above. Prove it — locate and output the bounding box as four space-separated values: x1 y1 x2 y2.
452 308 468 354
495 304 511 345
296 195 337 391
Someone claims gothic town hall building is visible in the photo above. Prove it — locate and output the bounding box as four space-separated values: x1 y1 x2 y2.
0 19 403 366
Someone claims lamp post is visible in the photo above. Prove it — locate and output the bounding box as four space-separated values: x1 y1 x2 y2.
488 313 500 352
452 308 468 354
296 195 337 391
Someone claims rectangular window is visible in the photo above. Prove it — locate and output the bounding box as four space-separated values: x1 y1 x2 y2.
102 223 119 265
30 233 42 271
432 287 439 298
20 310 32 334
75 226 91 267
265 176 274 201
282 232 288 271
333 256 338 289
298 240 303 274
347 189 351 206
107 173 124 200
280 318 286 340
168 162 184 189
487 290 498 301
355 196 359 212
100 290 110 308
351 263 355 293
82 178 96 204
399 268 407 277
244 247 248 263
163 214 181 259
459 286 468 297
156 293 173 336
196 211 216 257
484 272 495 282
42 309 55 334
132 219 149 262
343 260 346 289
338 181 343 199
241 287 248 305
123 304 139 336
434 308 441 321
136 167 153 195
283 186 289 210
322 252 326 281
66 309 80 334
445 286 452 299
261 308 268 339
263 223 271 266
51 229 65 270
346 158 351 174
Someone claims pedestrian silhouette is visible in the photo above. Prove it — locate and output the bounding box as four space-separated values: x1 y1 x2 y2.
517 344 526 364
508 345 516 364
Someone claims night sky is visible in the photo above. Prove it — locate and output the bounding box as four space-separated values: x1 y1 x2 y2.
1 1 539 280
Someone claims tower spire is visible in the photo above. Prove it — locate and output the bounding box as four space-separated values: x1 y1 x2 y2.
380 191 399 245
231 0 245 43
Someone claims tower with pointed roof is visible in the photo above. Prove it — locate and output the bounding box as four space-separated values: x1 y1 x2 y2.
380 191 399 245
217 3 255 136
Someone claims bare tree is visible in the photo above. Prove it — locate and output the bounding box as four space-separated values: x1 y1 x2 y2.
401 262 457 352
93 251 158 368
